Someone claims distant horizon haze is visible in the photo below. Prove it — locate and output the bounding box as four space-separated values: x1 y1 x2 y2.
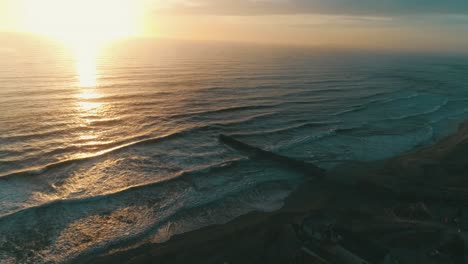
1 0 468 53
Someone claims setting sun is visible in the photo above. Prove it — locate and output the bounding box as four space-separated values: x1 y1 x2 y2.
21 0 139 46
18 0 140 87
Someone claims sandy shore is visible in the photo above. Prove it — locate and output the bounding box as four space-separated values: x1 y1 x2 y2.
83 122 468 264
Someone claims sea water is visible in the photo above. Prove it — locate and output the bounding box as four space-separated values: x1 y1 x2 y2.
1 37 468 263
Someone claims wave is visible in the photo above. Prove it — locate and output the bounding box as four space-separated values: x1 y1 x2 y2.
165 104 278 120
277 127 343 151
388 98 449 120
0 127 72 142
0 149 23 158
71 180 295 264
229 120 340 138
0 132 183 179
333 105 452 138
273 118 433 154
77 91 173 103
0 159 297 263
332 104 369 116
332 91 417 116
0 122 99 147
162 97 342 122
0 91 452 181
0 158 245 220
0 110 278 180
333 92 448 121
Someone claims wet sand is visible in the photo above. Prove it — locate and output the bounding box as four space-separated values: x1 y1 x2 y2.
84 122 468 264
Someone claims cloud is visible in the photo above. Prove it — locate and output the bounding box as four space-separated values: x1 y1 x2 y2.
151 0 468 16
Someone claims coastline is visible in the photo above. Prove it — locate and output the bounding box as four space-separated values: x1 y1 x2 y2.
84 121 468 264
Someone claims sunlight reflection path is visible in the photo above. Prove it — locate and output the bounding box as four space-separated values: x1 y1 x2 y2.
74 44 104 113
76 45 98 88
73 45 111 157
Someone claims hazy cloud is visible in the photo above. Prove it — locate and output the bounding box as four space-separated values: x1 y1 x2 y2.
152 0 468 16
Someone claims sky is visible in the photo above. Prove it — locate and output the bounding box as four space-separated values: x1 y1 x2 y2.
1 0 468 52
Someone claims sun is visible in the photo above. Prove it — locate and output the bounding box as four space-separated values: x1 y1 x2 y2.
22 0 139 47
20 0 140 87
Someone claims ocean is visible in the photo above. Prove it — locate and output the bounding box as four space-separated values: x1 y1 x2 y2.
1 38 468 263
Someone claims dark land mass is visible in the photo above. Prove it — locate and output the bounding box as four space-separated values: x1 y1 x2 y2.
83 122 468 264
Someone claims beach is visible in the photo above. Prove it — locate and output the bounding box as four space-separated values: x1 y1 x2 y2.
85 121 468 264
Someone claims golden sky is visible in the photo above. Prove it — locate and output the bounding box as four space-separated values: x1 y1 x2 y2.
1 0 468 52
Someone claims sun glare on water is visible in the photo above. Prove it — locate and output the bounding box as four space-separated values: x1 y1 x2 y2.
22 0 139 87
75 46 98 87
